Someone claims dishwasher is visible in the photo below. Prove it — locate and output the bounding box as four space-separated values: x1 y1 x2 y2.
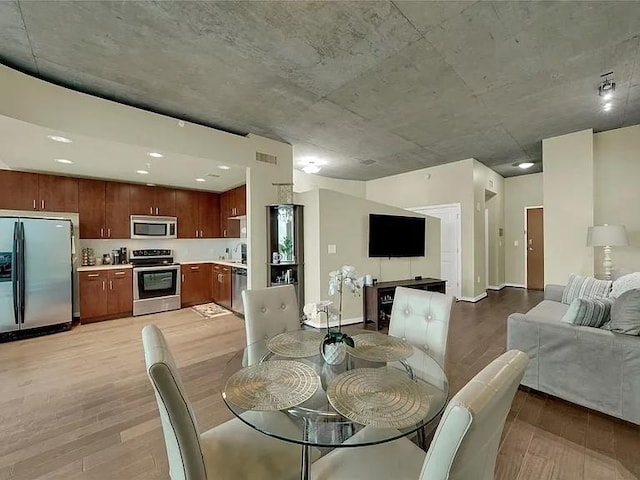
231 267 247 315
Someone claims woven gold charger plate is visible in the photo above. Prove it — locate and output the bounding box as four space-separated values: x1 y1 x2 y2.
267 330 325 358
326 367 430 429
224 360 319 411
346 333 413 362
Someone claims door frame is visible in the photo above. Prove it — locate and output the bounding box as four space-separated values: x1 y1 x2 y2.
408 203 462 299
524 206 544 289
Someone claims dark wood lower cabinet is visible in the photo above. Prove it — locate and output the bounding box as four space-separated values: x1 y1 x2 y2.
181 264 212 307
80 268 132 323
213 265 232 309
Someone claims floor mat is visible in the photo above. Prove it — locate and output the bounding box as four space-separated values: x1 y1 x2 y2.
192 303 231 319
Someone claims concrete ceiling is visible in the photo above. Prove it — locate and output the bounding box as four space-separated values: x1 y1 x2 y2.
1 1 639 180
0 115 247 192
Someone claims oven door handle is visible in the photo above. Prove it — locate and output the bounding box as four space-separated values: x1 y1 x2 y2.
133 265 180 273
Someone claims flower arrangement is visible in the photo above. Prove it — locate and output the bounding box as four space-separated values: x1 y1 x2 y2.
328 265 364 332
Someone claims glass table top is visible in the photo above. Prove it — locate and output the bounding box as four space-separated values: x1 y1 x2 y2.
221 329 449 448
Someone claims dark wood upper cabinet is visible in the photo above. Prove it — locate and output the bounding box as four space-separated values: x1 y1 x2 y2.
154 187 176 217
199 192 220 238
78 179 106 239
234 185 247 216
0 170 39 211
129 184 156 216
38 174 78 212
105 182 130 238
176 189 199 239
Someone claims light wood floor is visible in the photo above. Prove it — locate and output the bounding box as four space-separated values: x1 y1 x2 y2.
0 289 638 479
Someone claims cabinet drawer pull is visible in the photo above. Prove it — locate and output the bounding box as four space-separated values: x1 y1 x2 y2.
109 280 113 290
114 271 126 276
33 199 36 209
182 274 185 282
150 207 153 215
87 273 100 278
107 228 111 238
102 281 106 290
195 230 199 238
156 207 159 215
200 230 204 237
41 199 45 209
191 266 199 270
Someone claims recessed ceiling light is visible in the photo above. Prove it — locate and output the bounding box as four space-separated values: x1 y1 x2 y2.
195 178 205 182
602 92 613 101
148 152 163 158
136 170 149 175
518 162 535 169
48 135 72 143
218 165 231 170
54 158 73 164
603 102 613 111
302 164 321 174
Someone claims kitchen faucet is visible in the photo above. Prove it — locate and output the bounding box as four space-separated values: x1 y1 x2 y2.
234 242 247 252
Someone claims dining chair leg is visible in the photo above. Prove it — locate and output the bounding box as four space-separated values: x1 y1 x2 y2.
417 425 426 450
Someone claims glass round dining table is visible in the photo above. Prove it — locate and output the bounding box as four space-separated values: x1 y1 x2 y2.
221 329 449 480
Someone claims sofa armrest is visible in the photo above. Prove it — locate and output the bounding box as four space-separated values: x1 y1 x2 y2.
544 284 565 302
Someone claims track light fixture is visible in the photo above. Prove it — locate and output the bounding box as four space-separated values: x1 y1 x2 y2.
598 72 615 99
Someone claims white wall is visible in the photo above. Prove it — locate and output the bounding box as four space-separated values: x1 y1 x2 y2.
297 189 440 322
0 65 293 290
293 169 366 198
593 124 640 276
504 173 543 286
542 129 594 284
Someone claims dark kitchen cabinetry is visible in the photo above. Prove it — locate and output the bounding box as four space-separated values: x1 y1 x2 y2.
181 263 212 307
78 179 130 239
79 268 133 323
176 190 220 238
220 189 241 238
212 263 232 309
130 184 175 216
0 170 77 212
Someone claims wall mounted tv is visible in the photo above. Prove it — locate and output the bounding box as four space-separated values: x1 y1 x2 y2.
368 214 425 258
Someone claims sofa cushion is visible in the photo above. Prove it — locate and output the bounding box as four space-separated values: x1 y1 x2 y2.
562 274 612 304
561 297 613 328
606 289 640 335
611 272 640 299
524 300 570 324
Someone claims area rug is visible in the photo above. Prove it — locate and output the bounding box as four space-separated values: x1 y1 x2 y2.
192 303 231 319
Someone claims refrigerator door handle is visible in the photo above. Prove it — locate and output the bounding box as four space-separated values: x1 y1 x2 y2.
18 221 26 323
12 221 19 324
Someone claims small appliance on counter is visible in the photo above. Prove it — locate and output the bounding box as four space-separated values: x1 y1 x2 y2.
130 249 180 316
102 253 112 265
81 248 96 266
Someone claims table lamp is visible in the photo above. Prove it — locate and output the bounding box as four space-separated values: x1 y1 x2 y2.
586 224 629 280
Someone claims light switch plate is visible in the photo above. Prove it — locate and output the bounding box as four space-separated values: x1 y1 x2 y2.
328 244 337 254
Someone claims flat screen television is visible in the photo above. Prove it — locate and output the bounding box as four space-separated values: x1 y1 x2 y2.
368 214 425 258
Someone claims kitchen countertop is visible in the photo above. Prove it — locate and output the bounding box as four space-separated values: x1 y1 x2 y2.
180 260 248 269
77 264 133 272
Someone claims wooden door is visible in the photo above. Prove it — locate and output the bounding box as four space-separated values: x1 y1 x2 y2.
0 170 39 211
154 187 176 217
105 182 130 239
38 174 78 212
526 207 545 290
107 269 133 315
176 189 199 238
79 271 109 321
195 264 211 303
129 184 156 216
199 193 220 238
78 179 106 239
211 265 221 302
182 265 208 307
234 184 246 216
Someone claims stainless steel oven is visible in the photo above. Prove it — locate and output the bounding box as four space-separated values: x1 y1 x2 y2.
130 215 177 239
131 249 181 316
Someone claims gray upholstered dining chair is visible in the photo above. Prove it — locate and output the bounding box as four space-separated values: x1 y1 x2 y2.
389 286 455 370
142 324 303 480
311 349 529 480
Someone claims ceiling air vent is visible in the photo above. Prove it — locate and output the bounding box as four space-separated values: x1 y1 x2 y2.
359 159 376 165
256 151 278 165
207 173 221 178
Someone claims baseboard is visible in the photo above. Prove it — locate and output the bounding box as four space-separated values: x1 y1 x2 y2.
487 284 506 291
458 292 488 303
505 283 526 288
303 316 363 329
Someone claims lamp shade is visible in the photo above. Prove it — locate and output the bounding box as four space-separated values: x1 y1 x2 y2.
586 225 629 247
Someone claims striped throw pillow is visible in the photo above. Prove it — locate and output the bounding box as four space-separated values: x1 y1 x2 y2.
561 274 612 305
561 297 613 328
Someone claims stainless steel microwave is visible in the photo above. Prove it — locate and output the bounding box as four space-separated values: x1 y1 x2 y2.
130 215 177 239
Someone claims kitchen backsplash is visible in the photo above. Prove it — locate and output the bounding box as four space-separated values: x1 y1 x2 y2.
79 238 247 263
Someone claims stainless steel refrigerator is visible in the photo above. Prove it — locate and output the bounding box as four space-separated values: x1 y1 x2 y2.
0 216 73 337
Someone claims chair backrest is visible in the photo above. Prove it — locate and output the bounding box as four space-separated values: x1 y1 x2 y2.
142 325 206 480
242 285 300 345
420 350 528 480
389 287 455 369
